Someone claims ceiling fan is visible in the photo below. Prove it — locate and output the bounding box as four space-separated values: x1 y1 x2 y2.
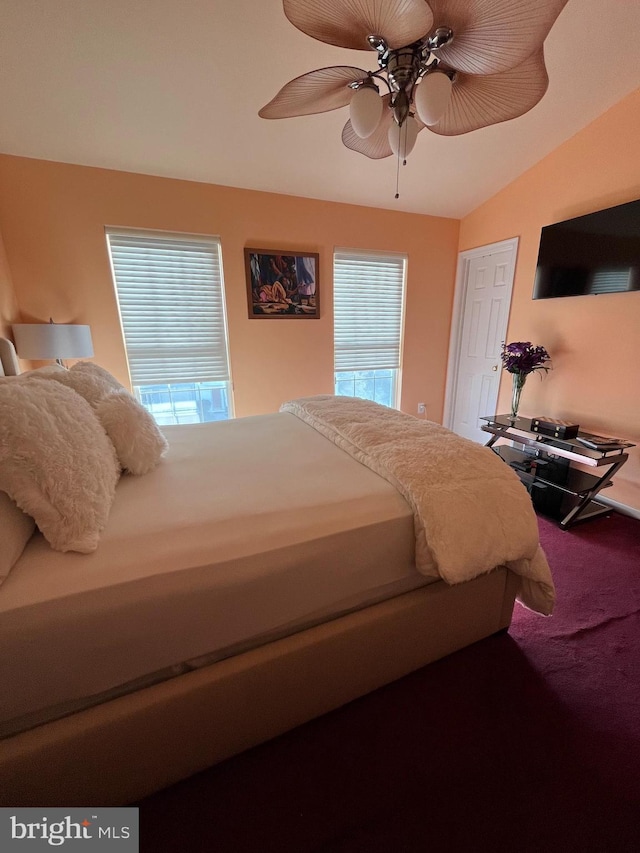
260 0 569 167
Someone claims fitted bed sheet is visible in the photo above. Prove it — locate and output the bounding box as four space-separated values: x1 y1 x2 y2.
0 413 431 737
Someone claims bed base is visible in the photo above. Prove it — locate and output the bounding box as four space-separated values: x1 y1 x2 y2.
1 568 518 806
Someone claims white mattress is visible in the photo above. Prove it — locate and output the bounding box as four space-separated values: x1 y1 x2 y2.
0 413 430 737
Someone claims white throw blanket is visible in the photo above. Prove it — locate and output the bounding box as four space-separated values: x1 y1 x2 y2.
281 396 555 615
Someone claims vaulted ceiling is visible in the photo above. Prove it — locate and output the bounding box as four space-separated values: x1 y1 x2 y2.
1 0 640 218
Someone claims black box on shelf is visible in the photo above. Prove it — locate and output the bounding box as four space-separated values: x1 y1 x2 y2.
530 417 580 440
529 455 571 520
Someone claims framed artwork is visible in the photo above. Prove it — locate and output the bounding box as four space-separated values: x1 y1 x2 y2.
245 248 320 319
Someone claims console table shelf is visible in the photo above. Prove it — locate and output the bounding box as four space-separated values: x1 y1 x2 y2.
481 415 634 529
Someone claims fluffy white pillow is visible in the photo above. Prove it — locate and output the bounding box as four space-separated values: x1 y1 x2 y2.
95 389 169 475
21 364 67 379
39 360 123 406
0 378 120 553
0 490 35 584
28 360 168 475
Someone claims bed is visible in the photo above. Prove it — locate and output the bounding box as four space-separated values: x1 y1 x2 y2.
0 338 553 806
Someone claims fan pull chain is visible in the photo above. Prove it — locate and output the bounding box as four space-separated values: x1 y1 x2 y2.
395 121 408 199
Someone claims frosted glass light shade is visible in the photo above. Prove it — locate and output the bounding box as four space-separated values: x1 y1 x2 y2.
388 116 420 159
349 85 383 139
12 323 94 360
415 71 453 126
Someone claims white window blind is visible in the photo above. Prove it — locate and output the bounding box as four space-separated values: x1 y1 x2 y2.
334 251 406 371
107 230 231 386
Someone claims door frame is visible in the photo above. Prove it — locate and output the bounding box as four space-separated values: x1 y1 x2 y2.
443 237 519 430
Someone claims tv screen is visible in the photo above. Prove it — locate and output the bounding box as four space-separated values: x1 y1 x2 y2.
533 198 640 299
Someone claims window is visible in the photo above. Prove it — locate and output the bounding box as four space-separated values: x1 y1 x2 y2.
333 250 407 408
107 229 232 424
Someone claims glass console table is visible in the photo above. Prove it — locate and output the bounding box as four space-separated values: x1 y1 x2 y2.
481 415 634 529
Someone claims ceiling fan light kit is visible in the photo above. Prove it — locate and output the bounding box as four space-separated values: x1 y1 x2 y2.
388 116 420 159
414 70 454 126
349 81 384 138
260 0 569 173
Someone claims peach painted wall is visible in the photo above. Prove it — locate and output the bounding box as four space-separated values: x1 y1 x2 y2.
460 87 640 512
0 229 19 339
0 155 459 420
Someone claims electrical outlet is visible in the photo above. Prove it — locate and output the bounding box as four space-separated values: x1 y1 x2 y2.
417 402 426 415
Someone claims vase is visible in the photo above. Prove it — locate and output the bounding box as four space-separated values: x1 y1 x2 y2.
510 372 527 420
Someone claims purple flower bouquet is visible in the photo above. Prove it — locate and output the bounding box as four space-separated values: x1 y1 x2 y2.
500 341 551 376
500 342 551 419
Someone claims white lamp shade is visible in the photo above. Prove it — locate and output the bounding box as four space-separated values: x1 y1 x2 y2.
12 323 94 360
415 71 453 126
349 85 383 139
388 116 420 159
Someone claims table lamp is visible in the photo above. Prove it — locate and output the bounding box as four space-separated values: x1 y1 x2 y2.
12 320 94 367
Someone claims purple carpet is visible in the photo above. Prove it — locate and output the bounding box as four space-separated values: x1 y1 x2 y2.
138 512 640 852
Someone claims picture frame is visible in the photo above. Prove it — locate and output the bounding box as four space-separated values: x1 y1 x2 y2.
244 248 320 319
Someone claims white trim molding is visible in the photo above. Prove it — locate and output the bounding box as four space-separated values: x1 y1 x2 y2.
596 496 640 521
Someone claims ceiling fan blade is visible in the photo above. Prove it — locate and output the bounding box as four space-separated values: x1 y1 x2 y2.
342 122 392 159
283 0 434 51
428 48 548 136
259 66 370 119
428 0 569 74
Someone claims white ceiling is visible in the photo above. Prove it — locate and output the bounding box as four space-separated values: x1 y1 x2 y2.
1 0 640 219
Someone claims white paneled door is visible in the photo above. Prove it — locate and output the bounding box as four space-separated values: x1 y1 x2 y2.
445 239 518 443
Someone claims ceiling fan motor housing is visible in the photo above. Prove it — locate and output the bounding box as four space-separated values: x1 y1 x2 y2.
385 46 422 126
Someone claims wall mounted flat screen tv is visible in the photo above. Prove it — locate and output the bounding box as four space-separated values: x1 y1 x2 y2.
533 198 640 299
